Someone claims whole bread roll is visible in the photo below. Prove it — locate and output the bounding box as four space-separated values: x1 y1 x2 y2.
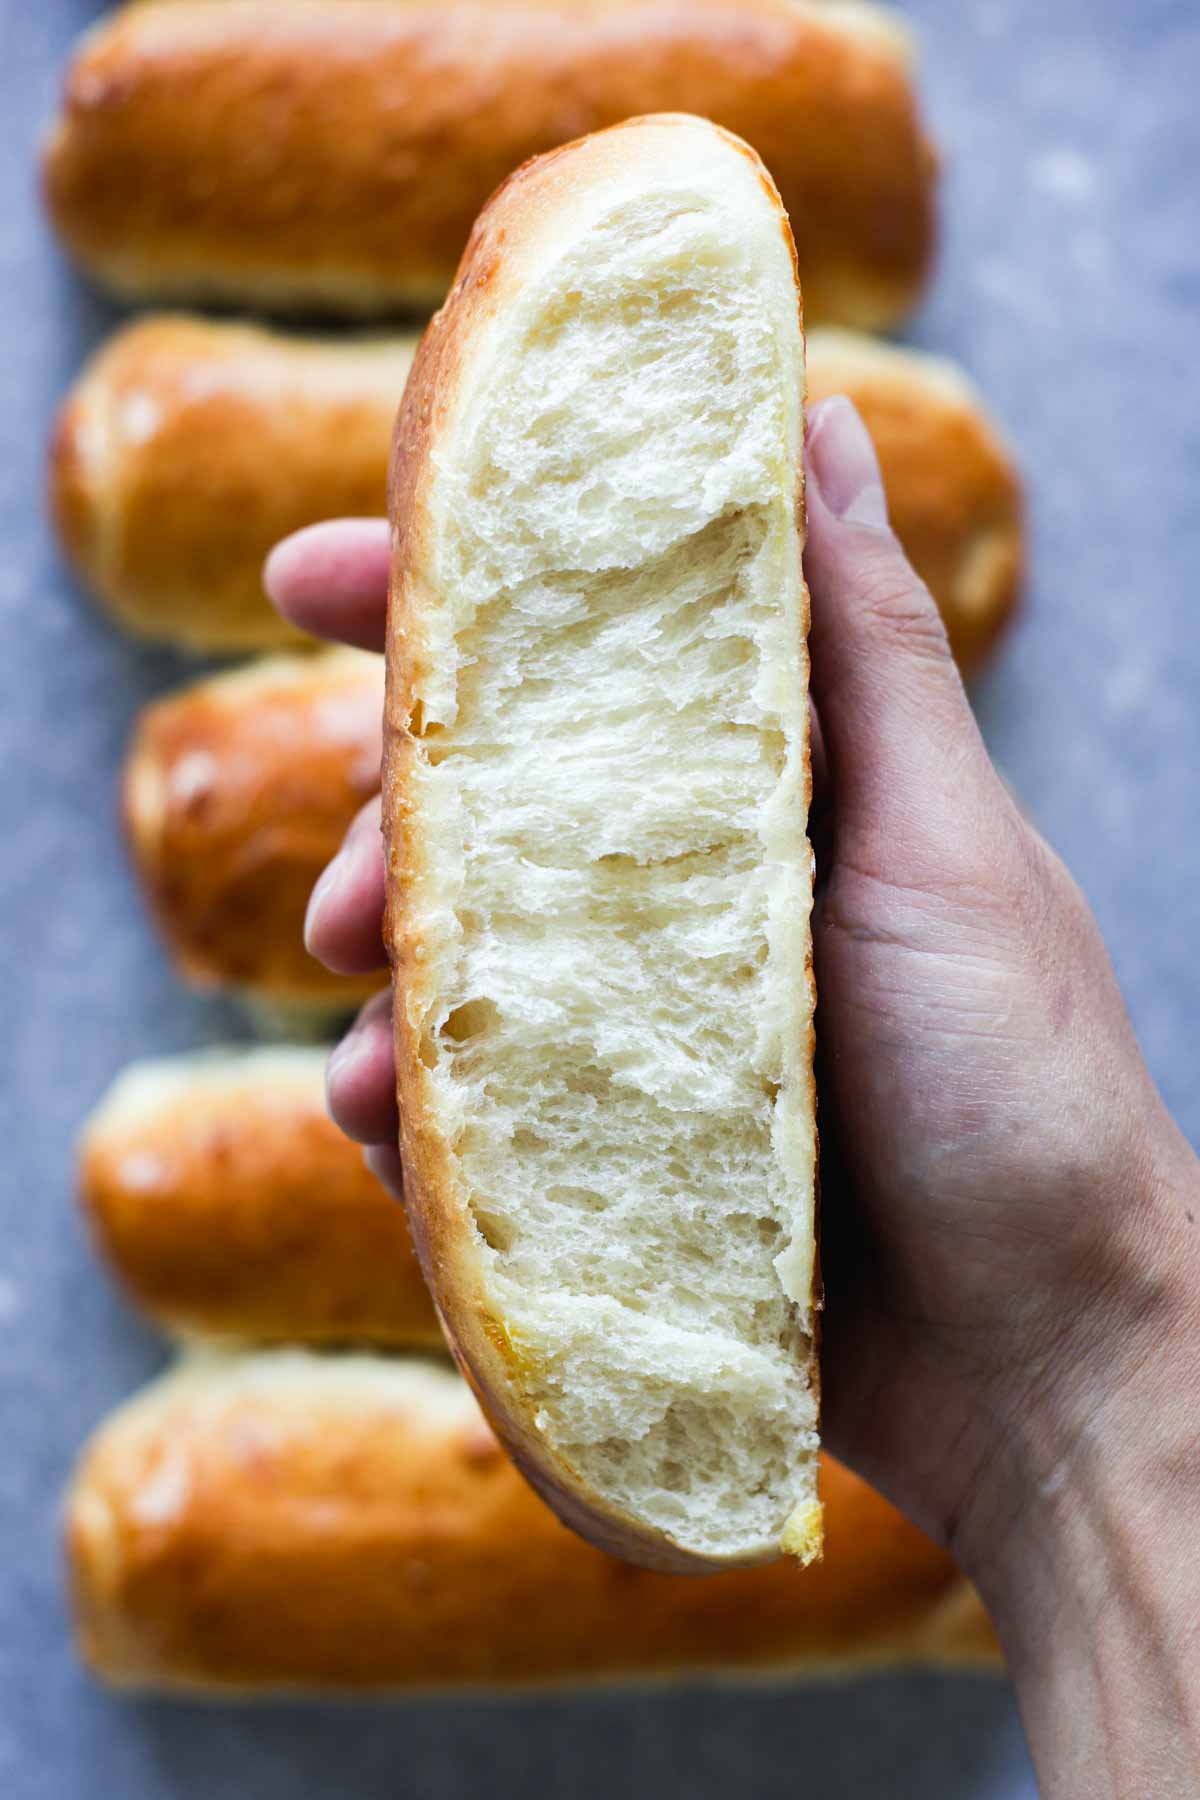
66 1352 1000 1694
383 115 818 1573
50 318 419 654
78 1049 439 1347
49 315 1020 670
42 0 936 331
123 649 385 1018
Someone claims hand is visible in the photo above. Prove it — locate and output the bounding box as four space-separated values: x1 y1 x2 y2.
267 399 1200 1794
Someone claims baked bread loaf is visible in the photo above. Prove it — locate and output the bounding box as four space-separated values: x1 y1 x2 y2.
42 0 937 330
384 115 817 1572
78 1049 439 1347
123 649 385 1019
49 315 1020 669
66 1351 1000 1694
50 317 419 654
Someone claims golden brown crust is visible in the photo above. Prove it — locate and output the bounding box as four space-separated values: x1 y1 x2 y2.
385 116 816 1574
77 1055 439 1346
42 0 936 330
123 651 386 1010
48 316 417 653
66 1355 1000 1693
48 315 1020 668
806 331 1023 675
47 389 101 609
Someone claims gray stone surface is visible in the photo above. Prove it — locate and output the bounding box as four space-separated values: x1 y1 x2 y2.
2 0 1196 1793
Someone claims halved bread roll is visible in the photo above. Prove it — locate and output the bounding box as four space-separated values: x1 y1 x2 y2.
49 315 1020 668
384 116 818 1572
65 1351 1001 1694
78 1049 439 1346
42 0 937 330
123 649 385 1020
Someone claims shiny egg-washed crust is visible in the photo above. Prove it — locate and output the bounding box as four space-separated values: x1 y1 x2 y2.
49 316 418 653
42 0 936 331
123 649 386 1012
385 116 817 1574
78 1050 440 1347
66 1352 1000 1694
48 315 1020 667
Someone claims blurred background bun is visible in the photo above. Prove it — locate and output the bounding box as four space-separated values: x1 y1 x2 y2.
51 317 1020 671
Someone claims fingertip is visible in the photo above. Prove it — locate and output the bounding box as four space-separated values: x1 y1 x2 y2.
261 532 301 611
303 855 342 958
262 521 337 611
804 394 952 683
806 396 890 532
263 518 391 650
304 798 387 975
802 393 984 854
364 1143 406 1202
326 990 398 1145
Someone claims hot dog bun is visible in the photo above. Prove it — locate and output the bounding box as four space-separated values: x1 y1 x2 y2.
77 1049 438 1346
66 1351 1000 1694
50 317 418 653
50 315 1019 670
383 116 817 1572
123 649 385 1019
42 0 936 330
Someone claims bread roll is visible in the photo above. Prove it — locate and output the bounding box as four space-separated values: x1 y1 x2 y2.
78 1049 438 1347
383 116 817 1573
49 315 1020 669
66 1351 1000 1694
123 649 385 1017
50 317 418 654
42 0 936 330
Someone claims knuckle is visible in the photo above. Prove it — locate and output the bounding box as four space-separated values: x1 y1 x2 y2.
856 554 953 666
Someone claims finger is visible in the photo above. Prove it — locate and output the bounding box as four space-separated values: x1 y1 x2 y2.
808 697 828 808
804 398 995 866
364 1143 406 1203
808 699 834 895
305 796 387 975
263 518 389 650
326 989 398 1146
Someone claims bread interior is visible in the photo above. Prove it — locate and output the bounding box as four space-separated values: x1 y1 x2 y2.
411 148 817 1557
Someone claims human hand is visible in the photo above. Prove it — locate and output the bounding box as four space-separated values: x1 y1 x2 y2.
266 400 1200 1790
798 401 1199 1560
264 396 1196 1557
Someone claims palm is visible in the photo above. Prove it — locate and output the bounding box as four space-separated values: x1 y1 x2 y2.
812 774 1167 1551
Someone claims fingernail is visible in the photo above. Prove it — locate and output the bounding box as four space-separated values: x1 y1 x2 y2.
304 852 346 953
807 396 890 529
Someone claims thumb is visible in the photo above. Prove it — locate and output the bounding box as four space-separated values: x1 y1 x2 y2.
804 397 996 861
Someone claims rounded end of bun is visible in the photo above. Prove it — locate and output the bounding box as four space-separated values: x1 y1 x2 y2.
122 654 387 1007
47 386 104 599
945 513 1024 679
